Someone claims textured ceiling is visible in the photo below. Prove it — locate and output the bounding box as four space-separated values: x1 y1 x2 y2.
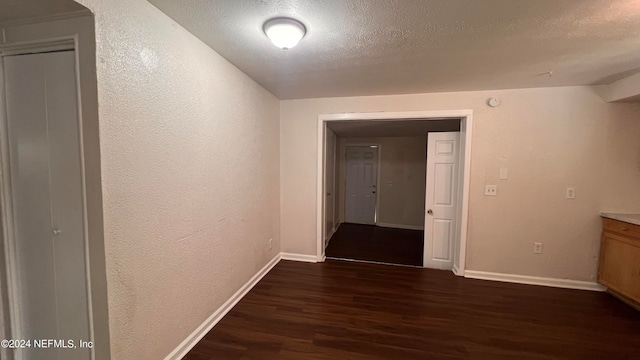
328 119 461 138
0 0 87 23
162 1 640 99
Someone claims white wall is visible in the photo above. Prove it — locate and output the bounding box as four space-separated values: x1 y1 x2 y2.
280 86 640 282
74 0 280 359
337 137 427 228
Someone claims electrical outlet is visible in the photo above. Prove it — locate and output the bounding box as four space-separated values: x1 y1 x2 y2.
269 238 273 250
566 187 575 199
533 242 543 254
484 185 497 196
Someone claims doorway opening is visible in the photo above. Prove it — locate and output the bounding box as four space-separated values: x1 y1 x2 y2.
317 111 472 274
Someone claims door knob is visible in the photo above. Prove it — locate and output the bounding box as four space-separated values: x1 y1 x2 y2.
427 209 433 215
52 228 62 235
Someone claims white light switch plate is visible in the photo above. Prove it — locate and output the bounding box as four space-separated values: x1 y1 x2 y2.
500 168 508 180
533 242 543 254
484 185 497 196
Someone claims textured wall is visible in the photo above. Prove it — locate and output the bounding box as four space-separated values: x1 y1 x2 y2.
280 86 640 281
75 1 280 359
336 137 427 228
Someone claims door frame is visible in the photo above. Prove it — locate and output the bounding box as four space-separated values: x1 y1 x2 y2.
342 143 382 225
323 130 339 247
0 37 95 359
317 110 473 275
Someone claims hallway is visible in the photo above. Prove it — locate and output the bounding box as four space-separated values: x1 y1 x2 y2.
325 223 423 266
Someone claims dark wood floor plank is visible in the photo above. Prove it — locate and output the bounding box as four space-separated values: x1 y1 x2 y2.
325 223 423 266
184 260 640 359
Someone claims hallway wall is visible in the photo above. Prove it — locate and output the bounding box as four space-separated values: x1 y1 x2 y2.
74 1 280 359
337 137 427 229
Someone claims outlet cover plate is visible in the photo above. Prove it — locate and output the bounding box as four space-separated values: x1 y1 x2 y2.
485 185 497 196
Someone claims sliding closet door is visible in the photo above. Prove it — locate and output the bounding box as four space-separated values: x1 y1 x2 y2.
4 50 90 360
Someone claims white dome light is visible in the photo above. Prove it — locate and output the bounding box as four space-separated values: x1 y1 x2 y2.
263 17 306 50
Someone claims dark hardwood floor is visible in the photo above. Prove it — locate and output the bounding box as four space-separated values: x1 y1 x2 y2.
325 223 423 266
184 260 640 360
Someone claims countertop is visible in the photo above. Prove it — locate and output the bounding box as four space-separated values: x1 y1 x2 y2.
601 212 640 226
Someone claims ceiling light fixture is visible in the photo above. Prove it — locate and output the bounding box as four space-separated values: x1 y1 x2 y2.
263 17 306 50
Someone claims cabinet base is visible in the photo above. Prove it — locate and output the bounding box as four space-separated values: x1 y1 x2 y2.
606 287 640 311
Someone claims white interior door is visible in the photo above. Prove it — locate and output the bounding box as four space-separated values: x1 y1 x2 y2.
345 146 378 225
4 50 90 360
424 132 460 269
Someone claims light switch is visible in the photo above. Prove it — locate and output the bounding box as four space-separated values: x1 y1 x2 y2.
500 168 508 180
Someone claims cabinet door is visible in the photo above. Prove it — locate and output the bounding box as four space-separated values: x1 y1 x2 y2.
599 234 640 302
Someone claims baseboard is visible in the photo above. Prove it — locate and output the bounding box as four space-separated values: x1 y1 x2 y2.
324 228 336 245
464 270 606 292
452 264 462 276
164 253 281 360
280 252 319 263
376 222 424 231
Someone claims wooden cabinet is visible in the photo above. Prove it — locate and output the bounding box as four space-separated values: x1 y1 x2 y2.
599 218 640 308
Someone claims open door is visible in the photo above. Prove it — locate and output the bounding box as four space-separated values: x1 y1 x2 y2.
424 132 460 269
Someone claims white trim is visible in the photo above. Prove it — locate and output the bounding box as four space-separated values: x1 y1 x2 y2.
456 115 473 275
163 254 281 360
332 138 338 227
0 52 21 358
317 110 473 276
319 110 473 121
464 270 606 292
281 252 319 263
322 129 339 250
316 120 325 262
324 226 337 246
0 10 92 28
0 37 74 56
452 264 462 276
376 222 424 231
72 35 96 360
